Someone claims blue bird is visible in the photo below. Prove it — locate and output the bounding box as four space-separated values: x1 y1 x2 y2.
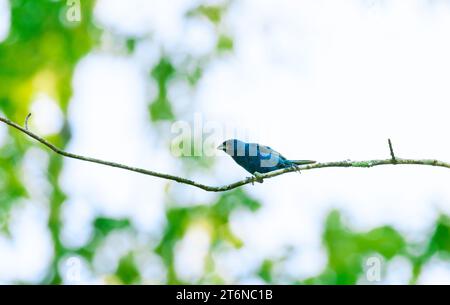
217 139 316 180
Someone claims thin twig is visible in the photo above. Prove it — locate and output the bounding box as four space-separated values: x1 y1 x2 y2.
25 113 32 130
1 116 449 192
388 138 397 164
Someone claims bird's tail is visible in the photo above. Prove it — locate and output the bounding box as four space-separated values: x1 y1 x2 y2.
290 160 317 165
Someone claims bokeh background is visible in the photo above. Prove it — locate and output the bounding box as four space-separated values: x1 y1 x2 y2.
1 0 450 284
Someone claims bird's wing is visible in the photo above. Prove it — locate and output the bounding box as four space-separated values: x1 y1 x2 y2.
258 145 286 160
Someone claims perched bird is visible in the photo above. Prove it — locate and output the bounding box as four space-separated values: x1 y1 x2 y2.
217 139 316 178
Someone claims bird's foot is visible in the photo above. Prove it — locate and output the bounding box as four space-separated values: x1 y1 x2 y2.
293 165 301 174
286 163 302 174
245 176 255 185
246 172 264 185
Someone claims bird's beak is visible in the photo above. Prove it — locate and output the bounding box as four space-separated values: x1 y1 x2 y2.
217 144 225 151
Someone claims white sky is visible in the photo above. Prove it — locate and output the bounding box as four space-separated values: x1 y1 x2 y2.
1 0 450 284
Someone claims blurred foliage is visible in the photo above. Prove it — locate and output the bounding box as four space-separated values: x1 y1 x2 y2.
0 0 99 116
156 189 261 284
303 211 406 284
116 253 141 285
149 1 233 123
171 134 216 171
0 0 450 285
150 57 176 121
0 0 100 284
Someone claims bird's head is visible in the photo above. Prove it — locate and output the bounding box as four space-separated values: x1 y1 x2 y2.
217 139 243 156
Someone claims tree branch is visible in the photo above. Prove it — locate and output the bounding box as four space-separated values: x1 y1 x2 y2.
1 115 450 192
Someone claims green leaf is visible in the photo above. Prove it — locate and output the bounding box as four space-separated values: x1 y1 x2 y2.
151 57 175 85
188 5 225 25
149 95 175 121
217 34 233 52
116 252 141 284
258 260 274 283
149 57 176 122
93 217 132 236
